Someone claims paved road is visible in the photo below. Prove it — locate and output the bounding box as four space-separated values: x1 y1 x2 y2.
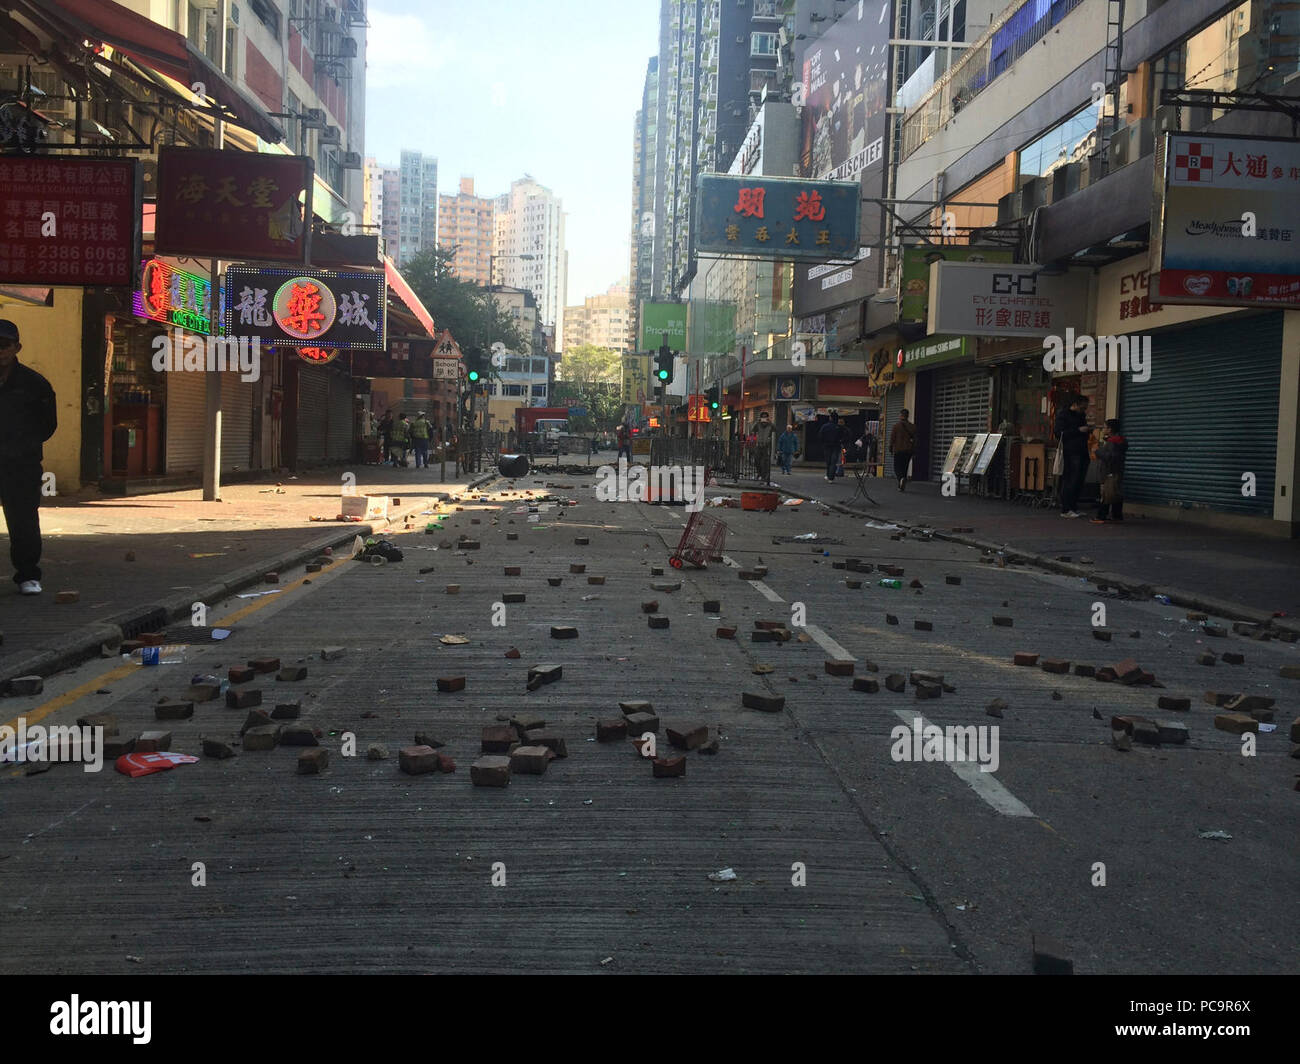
2 470 1296 974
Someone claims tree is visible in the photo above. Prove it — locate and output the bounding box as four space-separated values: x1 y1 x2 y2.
401 245 528 372
556 343 622 391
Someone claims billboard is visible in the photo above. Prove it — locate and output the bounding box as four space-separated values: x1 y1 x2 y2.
793 0 892 316
898 245 1014 322
928 262 1088 338
639 301 687 350
223 265 386 350
696 174 862 262
0 156 139 286
622 353 653 403
155 147 313 264
688 300 737 356
1150 132 1300 308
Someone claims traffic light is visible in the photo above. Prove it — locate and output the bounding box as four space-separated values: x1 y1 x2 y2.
655 338 674 384
710 382 721 411
467 368 481 384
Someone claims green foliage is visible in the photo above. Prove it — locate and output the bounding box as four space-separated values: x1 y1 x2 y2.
557 343 621 390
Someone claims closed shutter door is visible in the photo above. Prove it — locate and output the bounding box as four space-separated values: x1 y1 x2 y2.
327 370 353 460
928 365 990 479
1119 312 1281 516
884 384 906 456
298 364 330 463
220 375 254 472
165 367 207 474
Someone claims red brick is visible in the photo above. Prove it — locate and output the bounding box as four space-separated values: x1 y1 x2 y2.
280 724 318 746
135 730 172 753
264 572 279 584
588 576 606 585
154 699 194 721
201 738 234 759
569 563 586 574
248 657 280 674
1040 659 1071 674
523 731 567 757
277 665 308 681
884 674 906 692
1214 713 1257 735
1157 696 1191 711
504 566 521 576
436 753 456 773
624 711 659 733
1111 658 1142 683
648 615 670 629
716 627 737 639
641 601 660 613
226 687 262 709
242 725 280 751
853 677 879 693
228 665 256 684
742 691 784 712
437 676 467 693
54 590 80 604
550 625 579 639
509 746 550 774
271 701 301 720
666 723 708 751
1203 691 1235 706
993 616 1014 627
399 745 439 775
470 755 511 787
297 748 329 774
481 725 516 753
504 647 521 659
652 755 686 778
825 660 854 677
1013 652 1039 667
596 718 628 742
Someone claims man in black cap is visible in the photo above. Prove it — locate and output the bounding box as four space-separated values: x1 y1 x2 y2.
0 320 57 595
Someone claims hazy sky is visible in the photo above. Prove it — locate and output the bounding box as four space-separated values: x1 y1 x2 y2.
365 0 658 305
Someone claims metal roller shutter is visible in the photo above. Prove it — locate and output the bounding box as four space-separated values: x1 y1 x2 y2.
928 365 990 479
327 370 353 461
1119 312 1281 516
165 367 206 474
298 364 330 463
884 384 906 458
220 374 254 473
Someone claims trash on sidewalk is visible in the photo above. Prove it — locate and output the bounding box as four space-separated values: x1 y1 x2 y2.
863 520 901 531
358 538 403 564
1197 829 1233 841
188 552 225 559
782 498 804 506
708 867 738 882
439 634 470 645
210 629 232 640
115 752 199 778
235 590 282 600
126 645 187 665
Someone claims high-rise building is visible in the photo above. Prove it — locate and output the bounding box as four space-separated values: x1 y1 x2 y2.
563 282 631 353
628 57 659 355
437 177 496 285
363 157 384 230
392 149 439 267
493 176 567 344
380 167 401 260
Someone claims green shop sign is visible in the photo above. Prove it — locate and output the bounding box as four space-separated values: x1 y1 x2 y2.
900 334 972 370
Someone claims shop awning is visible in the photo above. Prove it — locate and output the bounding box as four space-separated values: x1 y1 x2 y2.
30 0 284 144
383 256 436 338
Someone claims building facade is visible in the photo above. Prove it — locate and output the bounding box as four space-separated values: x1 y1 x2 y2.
437 177 495 285
493 176 567 343
563 283 632 353
629 57 659 354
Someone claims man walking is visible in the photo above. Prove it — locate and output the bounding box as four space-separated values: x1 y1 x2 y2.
1093 417 1127 523
390 414 410 468
753 411 774 484
616 422 632 463
0 319 57 595
818 414 843 482
377 410 393 466
889 409 917 490
410 411 431 469
777 423 799 476
1054 394 1092 517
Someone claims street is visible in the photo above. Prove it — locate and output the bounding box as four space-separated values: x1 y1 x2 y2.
3 465 1297 976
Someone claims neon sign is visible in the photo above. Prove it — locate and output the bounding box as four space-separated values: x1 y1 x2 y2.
298 346 340 365
134 258 213 334
273 276 337 341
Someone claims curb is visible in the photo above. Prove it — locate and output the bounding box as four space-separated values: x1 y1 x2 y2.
0 489 473 692
722 476 1300 638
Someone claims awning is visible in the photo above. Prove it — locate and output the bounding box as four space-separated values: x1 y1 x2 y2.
33 0 284 144
383 257 436 338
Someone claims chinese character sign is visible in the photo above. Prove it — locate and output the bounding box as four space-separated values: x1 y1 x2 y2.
0 157 139 285
133 258 214 334
928 262 1089 338
156 147 312 264
223 266 386 349
1151 133 1300 308
696 175 860 261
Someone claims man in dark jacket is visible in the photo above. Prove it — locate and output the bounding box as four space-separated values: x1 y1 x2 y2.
0 320 58 595
1093 418 1127 523
818 414 843 481
1054 394 1092 517
889 409 917 491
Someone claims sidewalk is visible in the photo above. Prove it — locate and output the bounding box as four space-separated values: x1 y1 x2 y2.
0 464 494 684
757 465 1300 621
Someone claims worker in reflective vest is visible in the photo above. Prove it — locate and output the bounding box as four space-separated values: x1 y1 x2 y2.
410 412 431 469
389 414 410 467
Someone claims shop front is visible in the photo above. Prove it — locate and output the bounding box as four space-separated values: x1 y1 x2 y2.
900 336 989 481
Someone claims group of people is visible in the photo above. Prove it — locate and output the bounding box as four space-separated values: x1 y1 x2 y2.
811 409 917 491
1053 393 1127 522
376 410 436 469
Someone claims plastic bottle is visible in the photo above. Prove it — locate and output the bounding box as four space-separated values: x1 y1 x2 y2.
878 578 902 589
127 645 187 665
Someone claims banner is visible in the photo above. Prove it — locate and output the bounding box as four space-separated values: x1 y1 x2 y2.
1150 132 1300 308
639 302 687 350
155 147 312 264
223 265 386 350
0 157 139 286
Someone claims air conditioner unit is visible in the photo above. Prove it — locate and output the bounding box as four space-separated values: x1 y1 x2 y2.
1107 125 1133 170
1049 162 1077 202
335 37 358 58
303 107 325 126
1076 154 1105 190
341 151 362 169
1021 175 1047 212
996 189 1022 224
319 124 341 144
1153 105 1179 133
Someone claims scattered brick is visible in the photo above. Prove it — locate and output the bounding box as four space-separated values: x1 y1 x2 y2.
1133 721 1162 746
1221 652 1245 665
504 647 521 659
76 712 118 734
436 753 457 773
742 692 785 712
1129 630 1141 638
1231 621 1259 636
510 746 550 775
650 567 664 577
1112 659 1142 683
630 735 655 758
367 744 389 760
277 664 308 682
751 630 776 643
1187 611 1209 622
641 601 659 613
470 755 511 787
915 681 942 700
249 657 280 674
481 725 517 753
228 665 256 684
445 584 461 595
134 730 172 753
226 687 262 709
825 660 855 677
702 599 721 613
1031 934 1073 976
652 755 686 778
832 561 847 570
884 674 906 693
946 576 962 585
320 646 346 661
510 714 545 735
1202 624 1227 638
570 563 586 574
1214 713 1257 735
1095 667 1117 683
1157 696 1191 711
1112 730 1132 752
1290 717 1300 743
597 719 628 742
262 572 279 584
54 590 80 604
459 541 481 550
1013 652 1039 667
990 616 1014 628
738 570 760 580
666 723 709 751
619 700 653 715
242 725 280 751
271 701 301 720
306 563 322 573
528 664 563 685
846 579 863 589
506 533 519 541
853 678 880 693
399 745 440 775
201 738 234 759
281 725 319 748
716 627 737 639
297 748 328 774
574 537 589 545
550 625 579 640
414 732 446 750
547 577 563 586
986 699 1007 718
648 615 670 629
914 619 933 632
436 676 467 693
524 731 567 757
1224 694 1274 714
885 614 899 626
1092 629 1112 642
587 576 606 586
650 581 682 592
1156 721 1189 744
624 711 660 733
155 699 194 721
1203 691 1234 706
1197 653 1217 666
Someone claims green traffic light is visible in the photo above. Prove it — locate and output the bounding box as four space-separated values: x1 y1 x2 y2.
468 370 480 382
710 400 719 409
657 369 669 380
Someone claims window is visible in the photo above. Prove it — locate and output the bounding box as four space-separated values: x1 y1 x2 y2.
1018 105 1098 179
750 32 778 58
531 384 547 398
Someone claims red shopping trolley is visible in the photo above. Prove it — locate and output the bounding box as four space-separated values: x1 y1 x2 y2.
669 508 728 569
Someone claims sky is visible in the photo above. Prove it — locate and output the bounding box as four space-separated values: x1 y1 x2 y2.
364 0 659 305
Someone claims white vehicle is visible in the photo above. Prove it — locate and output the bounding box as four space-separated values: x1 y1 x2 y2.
533 419 567 442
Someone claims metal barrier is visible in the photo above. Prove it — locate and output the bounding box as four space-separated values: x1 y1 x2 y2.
649 436 760 482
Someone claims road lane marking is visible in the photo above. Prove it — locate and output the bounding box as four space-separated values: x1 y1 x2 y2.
804 624 854 661
891 709 1037 818
2 661 136 734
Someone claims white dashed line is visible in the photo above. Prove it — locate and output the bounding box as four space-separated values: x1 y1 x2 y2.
891 710 1037 818
803 624 854 661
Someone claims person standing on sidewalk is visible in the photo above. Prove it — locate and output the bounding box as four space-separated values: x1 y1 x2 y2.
378 410 393 466
1055 394 1093 517
889 410 917 491
1093 418 1127 523
616 422 632 463
753 411 775 484
818 414 843 481
0 320 57 596
390 414 410 468
777 423 799 476
410 411 431 469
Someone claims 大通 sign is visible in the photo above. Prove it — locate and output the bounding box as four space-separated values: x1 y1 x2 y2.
696 174 861 262
0 156 139 286
155 147 312 264
223 265 386 350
